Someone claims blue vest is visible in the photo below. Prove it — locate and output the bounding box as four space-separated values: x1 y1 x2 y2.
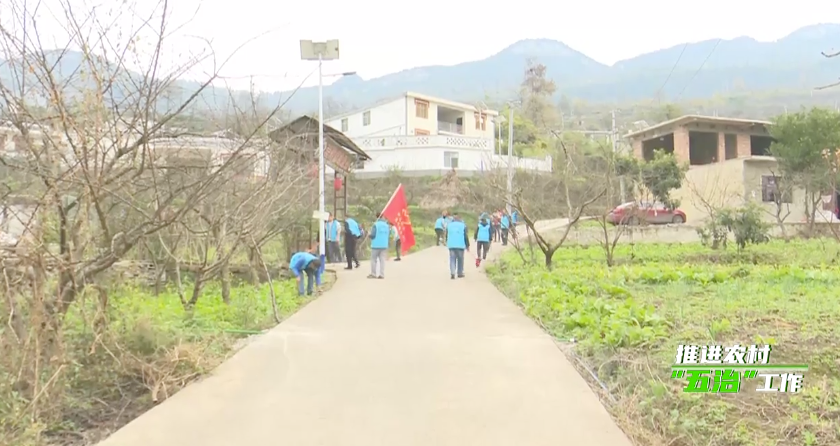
289 251 317 276
476 223 491 242
327 220 339 241
446 221 467 249
434 217 445 229
371 220 390 249
346 218 361 237
501 216 510 228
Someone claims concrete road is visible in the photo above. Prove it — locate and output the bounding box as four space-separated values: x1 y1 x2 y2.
97 241 633 446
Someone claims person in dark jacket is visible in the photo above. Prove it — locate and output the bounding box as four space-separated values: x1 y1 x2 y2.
445 213 470 279
474 217 492 267
344 216 362 270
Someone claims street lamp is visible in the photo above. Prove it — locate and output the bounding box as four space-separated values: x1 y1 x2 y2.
503 102 521 215
300 39 340 275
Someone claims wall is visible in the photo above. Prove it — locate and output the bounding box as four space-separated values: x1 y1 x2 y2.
325 98 408 138
0 204 36 240
357 146 486 173
406 98 496 143
673 156 814 225
350 135 549 174
672 158 746 223
742 158 809 223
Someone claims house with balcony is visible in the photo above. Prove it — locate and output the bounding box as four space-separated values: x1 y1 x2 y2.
625 115 836 224
325 92 552 177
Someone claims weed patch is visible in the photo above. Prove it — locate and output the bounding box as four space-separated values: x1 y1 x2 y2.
488 240 840 446
1 276 332 446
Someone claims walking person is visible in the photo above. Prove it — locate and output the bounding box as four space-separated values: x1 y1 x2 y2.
434 213 446 246
344 216 362 270
445 213 470 279
289 249 321 296
368 215 389 279
500 211 511 246
392 222 402 261
474 216 492 267
325 213 342 264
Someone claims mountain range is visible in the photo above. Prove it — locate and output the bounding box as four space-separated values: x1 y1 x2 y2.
2 24 840 117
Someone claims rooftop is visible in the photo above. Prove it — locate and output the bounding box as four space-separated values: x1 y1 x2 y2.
624 115 772 139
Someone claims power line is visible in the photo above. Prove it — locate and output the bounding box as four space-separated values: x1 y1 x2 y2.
675 39 721 100
655 43 688 101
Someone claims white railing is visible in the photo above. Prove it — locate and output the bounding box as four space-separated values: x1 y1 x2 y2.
355 135 491 150
484 154 553 173
437 121 464 134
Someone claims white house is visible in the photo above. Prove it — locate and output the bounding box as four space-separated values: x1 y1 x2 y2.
325 92 552 177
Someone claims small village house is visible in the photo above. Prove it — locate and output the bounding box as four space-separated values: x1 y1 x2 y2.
325 92 552 176
624 115 836 224
268 116 371 255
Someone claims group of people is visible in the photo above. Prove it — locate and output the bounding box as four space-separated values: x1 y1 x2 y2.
290 209 520 294
435 209 519 279
290 212 404 296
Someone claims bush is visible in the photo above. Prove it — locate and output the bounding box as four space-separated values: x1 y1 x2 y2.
697 203 770 251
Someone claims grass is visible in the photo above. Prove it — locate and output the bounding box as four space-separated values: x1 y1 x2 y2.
487 239 840 446
1 275 333 446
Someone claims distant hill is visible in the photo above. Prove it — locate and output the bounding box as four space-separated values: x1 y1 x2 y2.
2 24 839 117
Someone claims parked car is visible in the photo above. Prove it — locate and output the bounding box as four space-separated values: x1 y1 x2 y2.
607 201 686 225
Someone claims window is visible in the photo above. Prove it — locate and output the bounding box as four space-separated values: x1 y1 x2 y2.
761 175 791 203
444 151 459 169
414 129 430 136
363 111 371 126
474 112 486 130
341 118 348 132
415 99 429 119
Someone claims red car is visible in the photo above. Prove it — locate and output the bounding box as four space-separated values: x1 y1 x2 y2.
607 201 686 225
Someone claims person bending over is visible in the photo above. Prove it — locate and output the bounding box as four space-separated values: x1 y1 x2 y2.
289 250 322 296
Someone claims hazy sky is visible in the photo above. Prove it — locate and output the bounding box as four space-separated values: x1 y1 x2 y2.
6 0 837 93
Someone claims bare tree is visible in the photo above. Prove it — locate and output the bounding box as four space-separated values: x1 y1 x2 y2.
473 143 606 268
0 0 315 439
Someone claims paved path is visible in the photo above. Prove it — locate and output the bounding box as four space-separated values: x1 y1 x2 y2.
97 239 633 446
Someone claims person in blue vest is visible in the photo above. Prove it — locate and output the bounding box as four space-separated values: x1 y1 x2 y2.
445 213 470 279
289 249 321 296
344 216 362 270
500 212 511 246
473 216 492 267
434 213 446 246
392 222 402 261
325 213 343 264
368 215 390 279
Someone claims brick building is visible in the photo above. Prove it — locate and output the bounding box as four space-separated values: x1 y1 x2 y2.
624 115 834 224
625 115 773 166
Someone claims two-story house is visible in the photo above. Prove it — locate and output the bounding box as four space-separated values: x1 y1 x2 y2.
326 92 551 177
625 114 837 223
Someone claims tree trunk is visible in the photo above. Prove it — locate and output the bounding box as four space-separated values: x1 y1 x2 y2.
220 260 231 304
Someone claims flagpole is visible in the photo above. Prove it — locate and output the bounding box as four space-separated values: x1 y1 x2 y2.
380 183 403 217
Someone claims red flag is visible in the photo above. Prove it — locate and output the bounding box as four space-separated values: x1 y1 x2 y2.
381 184 415 255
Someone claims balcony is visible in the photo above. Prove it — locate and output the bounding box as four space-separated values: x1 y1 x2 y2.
437 121 463 135
355 134 489 150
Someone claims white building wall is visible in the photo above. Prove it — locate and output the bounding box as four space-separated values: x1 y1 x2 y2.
326 98 408 138
352 135 552 175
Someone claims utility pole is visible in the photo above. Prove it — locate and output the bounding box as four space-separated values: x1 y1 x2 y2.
507 106 514 214
612 109 627 203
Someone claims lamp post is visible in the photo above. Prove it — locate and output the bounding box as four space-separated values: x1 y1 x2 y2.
300 39 340 275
